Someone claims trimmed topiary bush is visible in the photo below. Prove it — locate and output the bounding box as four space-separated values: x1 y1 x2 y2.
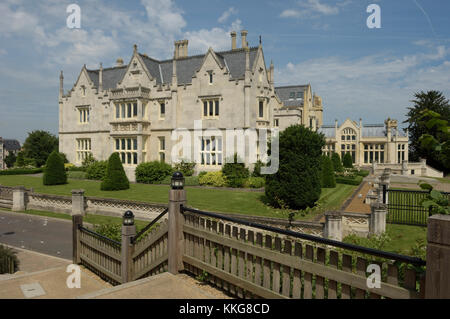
331 152 343 172
321 155 336 188
342 152 353 168
43 150 67 185
135 161 173 184
101 153 130 191
251 160 265 177
221 154 250 188
198 171 227 187
265 125 325 210
86 160 108 180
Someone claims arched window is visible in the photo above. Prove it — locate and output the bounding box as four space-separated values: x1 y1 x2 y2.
340 128 357 163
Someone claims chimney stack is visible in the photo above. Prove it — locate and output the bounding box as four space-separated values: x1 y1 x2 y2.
231 31 237 50
241 30 248 49
99 63 103 92
59 70 64 98
174 40 189 59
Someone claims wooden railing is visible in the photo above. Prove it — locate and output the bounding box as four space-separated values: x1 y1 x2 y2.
131 220 169 281
182 210 425 299
78 226 122 285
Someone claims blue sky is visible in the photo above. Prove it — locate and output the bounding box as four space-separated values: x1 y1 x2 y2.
1 0 449 142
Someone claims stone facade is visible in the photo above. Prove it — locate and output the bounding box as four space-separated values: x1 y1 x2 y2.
59 31 323 181
0 137 21 170
317 118 409 168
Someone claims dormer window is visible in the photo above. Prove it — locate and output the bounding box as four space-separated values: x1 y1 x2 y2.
296 91 303 100
289 92 295 100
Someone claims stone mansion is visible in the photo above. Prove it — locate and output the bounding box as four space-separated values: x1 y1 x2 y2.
58 31 323 180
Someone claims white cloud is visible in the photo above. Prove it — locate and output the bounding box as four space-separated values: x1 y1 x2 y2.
275 46 450 124
280 0 350 19
280 9 302 18
218 7 238 23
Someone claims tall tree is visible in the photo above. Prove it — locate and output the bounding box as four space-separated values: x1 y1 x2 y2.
4 153 16 168
404 91 450 171
22 130 59 167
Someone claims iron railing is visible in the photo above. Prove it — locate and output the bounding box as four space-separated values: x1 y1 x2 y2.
385 189 450 226
132 208 168 243
181 206 426 266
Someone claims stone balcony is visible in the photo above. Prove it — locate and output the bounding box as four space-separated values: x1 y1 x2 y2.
109 120 151 136
110 86 151 100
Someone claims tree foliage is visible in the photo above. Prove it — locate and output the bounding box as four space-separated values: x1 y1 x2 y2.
22 130 58 167
331 152 343 172
4 153 16 168
321 155 336 188
404 90 450 172
101 153 130 191
43 150 67 185
342 152 353 168
221 153 250 188
265 125 325 210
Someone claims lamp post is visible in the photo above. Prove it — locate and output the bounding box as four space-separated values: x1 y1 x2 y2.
121 210 136 283
168 171 186 274
171 171 185 190
123 210 135 226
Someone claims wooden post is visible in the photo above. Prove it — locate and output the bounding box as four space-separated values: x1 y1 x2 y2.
121 220 136 283
72 214 83 264
425 214 450 299
168 187 186 274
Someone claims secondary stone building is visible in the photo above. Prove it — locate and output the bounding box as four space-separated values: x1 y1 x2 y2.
0 137 21 170
59 31 323 181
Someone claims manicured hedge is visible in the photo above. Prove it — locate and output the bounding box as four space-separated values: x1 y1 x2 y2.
198 171 227 187
321 155 336 188
244 177 265 188
335 175 363 185
0 168 43 175
222 154 250 188
135 161 173 184
86 160 108 180
357 169 370 177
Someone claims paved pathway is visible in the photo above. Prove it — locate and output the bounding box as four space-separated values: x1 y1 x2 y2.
0 210 72 259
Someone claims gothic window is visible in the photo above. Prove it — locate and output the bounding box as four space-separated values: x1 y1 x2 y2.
202 99 219 118
115 137 138 165
200 136 223 166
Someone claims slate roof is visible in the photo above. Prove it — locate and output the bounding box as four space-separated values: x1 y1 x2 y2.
274 85 308 107
86 47 260 88
318 123 407 139
317 126 336 138
3 139 21 151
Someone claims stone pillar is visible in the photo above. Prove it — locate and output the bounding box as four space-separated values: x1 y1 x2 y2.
12 186 26 211
380 168 391 204
121 219 136 283
168 187 187 274
324 211 342 241
71 189 85 216
401 160 408 175
72 214 83 264
421 158 427 176
425 214 450 299
369 203 387 235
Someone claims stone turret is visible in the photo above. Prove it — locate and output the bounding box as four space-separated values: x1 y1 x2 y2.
59 70 64 99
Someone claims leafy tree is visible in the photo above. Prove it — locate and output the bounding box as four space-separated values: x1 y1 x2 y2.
15 152 25 167
419 182 449 215
81 153 97 170
404 91 450 172
342 152 353 168
101 153 130 191
43 150 67 185
331 152 343 172
418 109 450 173
4 153 16 168
22 130 58 167
321 155 336 188
265 125 325 210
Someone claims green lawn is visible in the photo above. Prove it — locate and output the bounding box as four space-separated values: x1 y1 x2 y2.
384 224 427 256
0 175 356 220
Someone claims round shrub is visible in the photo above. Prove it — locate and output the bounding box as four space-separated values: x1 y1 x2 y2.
331 152 343 172
265 125 325 210
244 177 265 188
86 160 108 180
101 153 130 191
135 161 173 184
222 154 250 188
43 150 67 185
173 160 196 177
342 152 353 168
198 171 226 187
321 155 336 188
